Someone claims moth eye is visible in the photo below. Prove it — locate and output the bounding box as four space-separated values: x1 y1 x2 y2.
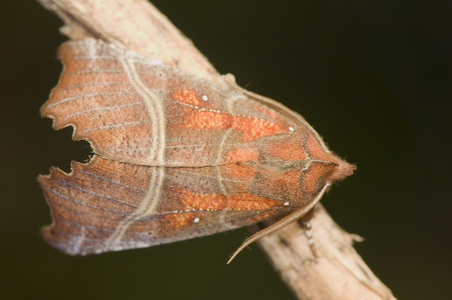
148 231 153 236
193 217 200 224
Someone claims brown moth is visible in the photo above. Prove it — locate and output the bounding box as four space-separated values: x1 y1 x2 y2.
39 38 355 263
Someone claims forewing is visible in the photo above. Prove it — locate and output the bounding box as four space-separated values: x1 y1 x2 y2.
41 39 300 167
38 156 293 255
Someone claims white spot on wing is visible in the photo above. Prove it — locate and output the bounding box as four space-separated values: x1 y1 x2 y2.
193 217 200 223
289 127 294 132
202 95 208 101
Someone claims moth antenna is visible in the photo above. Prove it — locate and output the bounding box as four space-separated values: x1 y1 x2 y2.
226 182 331 264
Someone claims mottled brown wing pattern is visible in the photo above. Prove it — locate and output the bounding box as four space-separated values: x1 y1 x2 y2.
41 39 300 167
39 155 293 255
40 39 355 257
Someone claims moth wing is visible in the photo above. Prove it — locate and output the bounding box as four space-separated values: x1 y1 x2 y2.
41 39 303 167
38 156 292 255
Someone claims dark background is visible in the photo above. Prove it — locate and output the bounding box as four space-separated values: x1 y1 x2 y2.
1 0 451 299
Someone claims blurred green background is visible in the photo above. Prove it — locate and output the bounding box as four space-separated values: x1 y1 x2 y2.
1 0 451 299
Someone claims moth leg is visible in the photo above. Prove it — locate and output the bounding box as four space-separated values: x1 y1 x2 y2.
227 182 331 264
298 209 319 259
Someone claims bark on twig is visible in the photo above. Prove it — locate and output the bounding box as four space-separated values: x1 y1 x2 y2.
37 0 396 299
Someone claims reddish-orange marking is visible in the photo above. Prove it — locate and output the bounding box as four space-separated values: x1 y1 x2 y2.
265 136 308 161
226 148 259 162
232 116 285 140
179 110 230 129
180 110 285 141
171 87 205 106
163 212 194 228
178 190 280 211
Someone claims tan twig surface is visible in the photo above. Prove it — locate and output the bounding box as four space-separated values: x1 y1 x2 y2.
37 0 396 299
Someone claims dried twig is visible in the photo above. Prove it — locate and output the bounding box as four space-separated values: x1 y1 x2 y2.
37 0 396 299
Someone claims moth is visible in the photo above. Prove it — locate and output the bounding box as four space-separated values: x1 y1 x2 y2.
39 38 355 263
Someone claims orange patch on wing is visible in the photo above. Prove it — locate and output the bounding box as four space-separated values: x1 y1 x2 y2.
180 110 285 141
163 212 195 228
171 86 204 106
233 116 284 140
266 137 307 161
180 110 231 129
178 190 280 211
180 192 228 211
227 192 280 210
226 148 259 162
